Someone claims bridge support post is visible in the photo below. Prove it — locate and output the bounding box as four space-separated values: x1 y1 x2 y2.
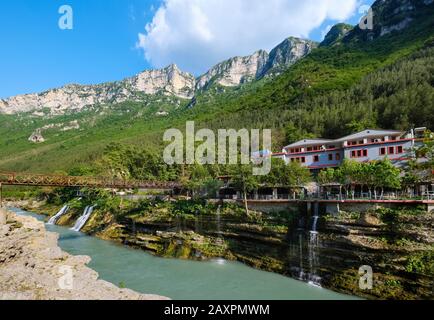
0 208 6 225
0 183 5 226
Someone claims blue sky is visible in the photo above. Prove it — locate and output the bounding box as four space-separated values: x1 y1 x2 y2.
0 0 374 98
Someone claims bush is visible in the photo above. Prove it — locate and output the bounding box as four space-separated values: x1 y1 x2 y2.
405 252 434 275
171 199 208 217
377 207 425 223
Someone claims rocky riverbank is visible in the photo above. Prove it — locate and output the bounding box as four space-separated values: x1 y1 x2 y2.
14 199 434 300
0 208 169 300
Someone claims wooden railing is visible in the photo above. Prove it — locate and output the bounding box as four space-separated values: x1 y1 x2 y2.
0 171 180 190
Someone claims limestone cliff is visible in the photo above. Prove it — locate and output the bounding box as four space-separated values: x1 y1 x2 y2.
196 37 317 89
342 0 434 42
260 37 318 77
196 50 269 90
0 64 195 115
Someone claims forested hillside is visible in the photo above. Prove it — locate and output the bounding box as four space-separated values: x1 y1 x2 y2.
0 0 433 173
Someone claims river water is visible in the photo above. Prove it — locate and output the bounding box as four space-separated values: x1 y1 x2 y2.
11 208 358 300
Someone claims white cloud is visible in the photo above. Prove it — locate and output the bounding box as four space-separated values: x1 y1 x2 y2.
137 0 358 75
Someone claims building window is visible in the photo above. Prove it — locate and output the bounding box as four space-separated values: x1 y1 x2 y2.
336 153 341 161
328 154 333 161
397 146 403 154
290 158 295 162
313 155 319 162
351 149 368 158
301 157 306 163
307 147 312 151
380 147 386 155
388 146 395 154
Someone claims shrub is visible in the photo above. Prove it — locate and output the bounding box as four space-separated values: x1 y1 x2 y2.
405 252 434 275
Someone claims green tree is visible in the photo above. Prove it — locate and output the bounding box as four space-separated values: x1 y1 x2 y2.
287 161 312 186
263 158 311 187
415 130 434 168
183 164 211 199
317 168 338 185
285 122 315 144
338 160 363 199
372 159 401 199
230 164 259 216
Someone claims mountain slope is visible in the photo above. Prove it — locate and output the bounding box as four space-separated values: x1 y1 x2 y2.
0 0 433 173
320 23 353 47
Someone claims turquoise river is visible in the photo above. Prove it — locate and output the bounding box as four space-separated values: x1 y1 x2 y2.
11 208 359 300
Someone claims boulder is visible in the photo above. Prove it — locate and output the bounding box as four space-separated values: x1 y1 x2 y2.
358 212 383 227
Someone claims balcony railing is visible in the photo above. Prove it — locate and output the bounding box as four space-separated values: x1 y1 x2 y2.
219 191 434 202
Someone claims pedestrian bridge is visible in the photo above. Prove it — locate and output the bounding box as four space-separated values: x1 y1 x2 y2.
0 171 180 190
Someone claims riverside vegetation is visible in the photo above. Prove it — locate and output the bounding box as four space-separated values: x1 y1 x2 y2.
11 187 432 300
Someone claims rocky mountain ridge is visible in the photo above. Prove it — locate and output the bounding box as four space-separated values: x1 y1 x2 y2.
196 37 317 90
0 37 316 115
340 0 434 43
0 64 195 115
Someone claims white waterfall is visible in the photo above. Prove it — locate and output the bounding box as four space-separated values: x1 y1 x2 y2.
71 206 95 232
308 203 321 286
216 205 224 245
48 205 69 225
308 234 321 287
216 205 221 236
311 216 319 233
298 233 305 280
311 202 319 232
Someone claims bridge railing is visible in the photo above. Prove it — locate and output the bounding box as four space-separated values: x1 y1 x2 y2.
0 171 180 189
